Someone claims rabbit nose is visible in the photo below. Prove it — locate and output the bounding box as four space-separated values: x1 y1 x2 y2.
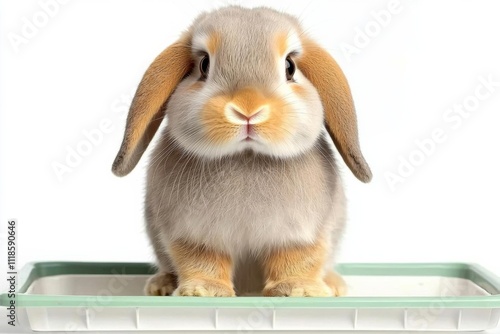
225 103 269 125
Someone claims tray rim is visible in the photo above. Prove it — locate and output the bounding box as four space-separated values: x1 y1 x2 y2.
2 261 500 309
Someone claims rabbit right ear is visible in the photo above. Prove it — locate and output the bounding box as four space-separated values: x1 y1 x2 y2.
112 34 193 177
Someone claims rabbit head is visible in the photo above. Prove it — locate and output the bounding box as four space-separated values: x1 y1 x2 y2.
112 6 372 183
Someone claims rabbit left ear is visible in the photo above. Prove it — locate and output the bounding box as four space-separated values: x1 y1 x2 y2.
112 34 193 176
297 39 372 183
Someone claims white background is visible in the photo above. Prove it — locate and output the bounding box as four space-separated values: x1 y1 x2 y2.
1 0 500 322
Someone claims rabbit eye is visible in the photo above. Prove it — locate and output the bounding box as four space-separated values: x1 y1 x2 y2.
200 54 210 79
285 56 295 81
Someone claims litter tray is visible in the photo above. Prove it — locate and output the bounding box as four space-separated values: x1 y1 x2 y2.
2 262 500 332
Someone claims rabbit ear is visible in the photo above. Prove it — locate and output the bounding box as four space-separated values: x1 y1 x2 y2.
297 39 372 183
112 35 193 176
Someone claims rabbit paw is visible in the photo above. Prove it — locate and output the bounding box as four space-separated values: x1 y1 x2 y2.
145 272 177 296
324 270 347 296
263 279 333 297
174 279 236 297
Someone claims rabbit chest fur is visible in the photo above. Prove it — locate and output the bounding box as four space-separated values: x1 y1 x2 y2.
145 130 346 262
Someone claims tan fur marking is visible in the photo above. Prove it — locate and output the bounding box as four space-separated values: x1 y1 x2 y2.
207 32 221 55
275 32 288 56
169 240 235 297
255 98 290 144
202 94 237 144
231 87 268 117
297 38 372 183
202 87 294 144
264 240 326 281
291 84 308 98
189 81 203 91
262 240 335 297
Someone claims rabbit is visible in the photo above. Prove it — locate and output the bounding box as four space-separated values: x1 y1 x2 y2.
112 6 371 297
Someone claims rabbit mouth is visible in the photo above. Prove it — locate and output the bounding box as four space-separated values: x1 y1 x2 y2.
242 124 257 142
241 134 264 147
242 136 261 144
241 134 259 143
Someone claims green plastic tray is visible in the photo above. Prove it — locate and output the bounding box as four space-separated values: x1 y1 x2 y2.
2 262 500 308
2 262 500 332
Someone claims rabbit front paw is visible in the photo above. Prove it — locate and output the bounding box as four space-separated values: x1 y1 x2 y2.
145 272 177 296
323 270 347 297
174 279 236 297
263 279 333 297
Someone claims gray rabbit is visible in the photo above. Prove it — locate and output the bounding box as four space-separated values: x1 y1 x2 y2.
112 6 371 297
